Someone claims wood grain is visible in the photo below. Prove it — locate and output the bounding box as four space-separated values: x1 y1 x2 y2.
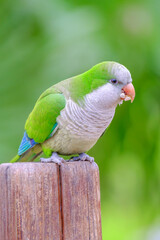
0 162 102 240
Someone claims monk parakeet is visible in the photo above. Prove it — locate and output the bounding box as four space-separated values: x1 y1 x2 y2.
11 61 135 164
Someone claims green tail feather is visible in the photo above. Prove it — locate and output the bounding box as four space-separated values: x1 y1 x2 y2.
10 154 20 163
10 145 43 163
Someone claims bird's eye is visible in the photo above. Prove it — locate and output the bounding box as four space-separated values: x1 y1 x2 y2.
110 79 118 84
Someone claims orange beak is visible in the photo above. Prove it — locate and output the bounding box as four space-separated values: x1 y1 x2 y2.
121 83 135 103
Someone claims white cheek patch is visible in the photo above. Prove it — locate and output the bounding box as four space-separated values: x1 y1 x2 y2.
85 83 121 110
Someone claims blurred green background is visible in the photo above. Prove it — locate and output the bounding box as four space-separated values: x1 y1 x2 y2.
0 0 160 239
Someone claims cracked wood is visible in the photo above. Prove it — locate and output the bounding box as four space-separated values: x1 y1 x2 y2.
0 162 102 240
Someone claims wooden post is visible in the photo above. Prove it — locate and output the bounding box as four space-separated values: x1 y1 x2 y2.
0 162 102 240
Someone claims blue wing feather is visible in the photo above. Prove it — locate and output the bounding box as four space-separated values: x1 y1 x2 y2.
18 131 38 155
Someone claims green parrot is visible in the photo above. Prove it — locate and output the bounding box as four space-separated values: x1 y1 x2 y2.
11 61 135 164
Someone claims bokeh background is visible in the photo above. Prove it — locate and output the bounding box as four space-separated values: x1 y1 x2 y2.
0 0 160 239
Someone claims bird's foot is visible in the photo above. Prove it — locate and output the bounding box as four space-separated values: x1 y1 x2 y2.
68 153 94 163
40 152 66 165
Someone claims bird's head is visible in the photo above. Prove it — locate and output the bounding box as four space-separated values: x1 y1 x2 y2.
88 61 135 109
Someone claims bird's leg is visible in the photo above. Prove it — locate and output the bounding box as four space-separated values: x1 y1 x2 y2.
68 153 94 163
40 152 66 165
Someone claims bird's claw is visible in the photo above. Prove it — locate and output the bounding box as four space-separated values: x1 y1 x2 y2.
68 153 94 163
40 152 66 165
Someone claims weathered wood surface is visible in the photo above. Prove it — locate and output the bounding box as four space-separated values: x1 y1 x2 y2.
0 162 102 240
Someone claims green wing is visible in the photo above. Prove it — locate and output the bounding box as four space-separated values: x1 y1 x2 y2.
25 87 66 143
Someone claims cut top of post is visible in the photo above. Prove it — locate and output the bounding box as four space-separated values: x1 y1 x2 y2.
0 162 102 240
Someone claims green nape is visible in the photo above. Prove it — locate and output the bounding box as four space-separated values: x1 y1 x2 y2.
67 61 115 102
